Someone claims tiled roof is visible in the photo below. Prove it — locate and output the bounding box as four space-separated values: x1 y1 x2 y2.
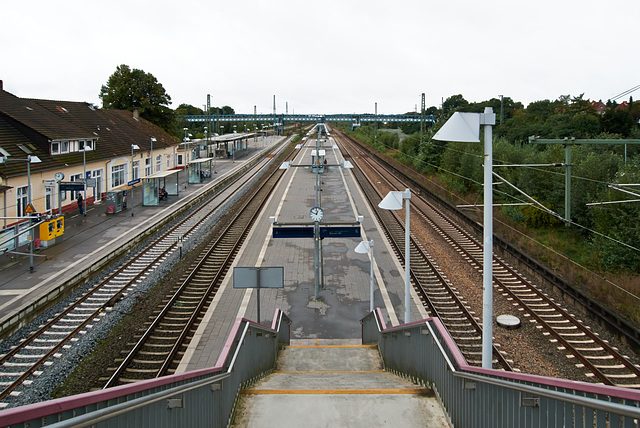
0 89 179 178
0 90 92 141
0 114 57 178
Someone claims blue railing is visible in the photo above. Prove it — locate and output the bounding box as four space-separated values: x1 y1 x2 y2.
362 309 640 427
182 113 435 124
2 309 291 428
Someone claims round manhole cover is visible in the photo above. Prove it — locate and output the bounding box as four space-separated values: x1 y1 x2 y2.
497 314 521 329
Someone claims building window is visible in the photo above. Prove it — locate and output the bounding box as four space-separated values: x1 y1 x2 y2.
16 186 28 217
177 154 183 166
70 173 83 200
133 160 140 180
145 158 151 176
45 186 53 213
51 139 95 155
155 155 162 173
111 164 125 188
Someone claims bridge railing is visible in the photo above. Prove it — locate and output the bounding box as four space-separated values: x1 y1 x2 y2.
2 309 291 428
182 113 435 124
362 309 640 427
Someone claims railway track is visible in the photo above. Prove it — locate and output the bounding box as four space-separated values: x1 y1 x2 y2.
334 127 640 387
0 139 293 405
333 131 511 370
101 146 294 386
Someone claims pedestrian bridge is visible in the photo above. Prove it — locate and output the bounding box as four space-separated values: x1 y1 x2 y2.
183 112 435 124
5 309 640 427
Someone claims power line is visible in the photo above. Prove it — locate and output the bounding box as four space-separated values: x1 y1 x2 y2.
609 85 640 102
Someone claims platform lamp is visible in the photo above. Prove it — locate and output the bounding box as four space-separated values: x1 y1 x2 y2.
0 155 42 272
432 107 496 369
131 144 140 216
81 144 88 217
355 239 375 312
150 137 156 173
379 189 411 324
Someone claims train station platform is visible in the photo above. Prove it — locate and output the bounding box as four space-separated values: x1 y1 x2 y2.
177 133 429 372
0 136 284 338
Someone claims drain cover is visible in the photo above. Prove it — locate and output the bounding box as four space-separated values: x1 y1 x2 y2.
497 314 521 329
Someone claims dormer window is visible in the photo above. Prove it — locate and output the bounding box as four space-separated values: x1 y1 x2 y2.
51 139 96 155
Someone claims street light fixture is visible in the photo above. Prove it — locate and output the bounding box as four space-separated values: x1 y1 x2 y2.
0 155 42 272
80 145 88 216
355 239 375 312
131 144 140 216
379 189 411 324
150 137 156 174
433 107 496 369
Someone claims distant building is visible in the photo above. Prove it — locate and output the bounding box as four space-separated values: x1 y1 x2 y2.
589 101 607 115
0 84 184 225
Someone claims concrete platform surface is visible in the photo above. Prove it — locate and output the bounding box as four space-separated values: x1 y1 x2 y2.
233 345 450 427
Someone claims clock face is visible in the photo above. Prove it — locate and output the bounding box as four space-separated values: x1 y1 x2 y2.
54 172 64 181
310 206 324 222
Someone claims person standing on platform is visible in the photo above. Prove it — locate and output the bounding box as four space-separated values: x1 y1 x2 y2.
77 193 84 215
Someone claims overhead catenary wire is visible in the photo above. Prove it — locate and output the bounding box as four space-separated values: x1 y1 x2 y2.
360 131 640 304
609 84 640 102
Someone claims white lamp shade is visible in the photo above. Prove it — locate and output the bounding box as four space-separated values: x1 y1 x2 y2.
378 191 404 210
432 112 480 143
132 144 140 150
355 241 371 254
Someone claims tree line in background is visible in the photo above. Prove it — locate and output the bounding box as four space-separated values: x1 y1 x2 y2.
346 93 640 275
99 65 640 273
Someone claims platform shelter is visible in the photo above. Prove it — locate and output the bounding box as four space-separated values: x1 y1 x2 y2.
188 158 214 184
142 170 181 206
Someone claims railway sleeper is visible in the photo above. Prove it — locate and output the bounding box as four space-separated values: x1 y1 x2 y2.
132 359 164 365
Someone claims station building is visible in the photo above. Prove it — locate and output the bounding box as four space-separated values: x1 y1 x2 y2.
0 84 184 224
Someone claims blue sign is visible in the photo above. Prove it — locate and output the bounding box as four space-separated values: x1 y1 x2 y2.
320 226 361 239
128 178 141 186
272 227 314 239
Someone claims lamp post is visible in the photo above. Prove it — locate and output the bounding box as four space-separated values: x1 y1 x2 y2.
81 145 87 216
355 240 375 312
131 144 140 216
433 107 496 369
379 189 411 324
150 137 156 174
0 155 42 272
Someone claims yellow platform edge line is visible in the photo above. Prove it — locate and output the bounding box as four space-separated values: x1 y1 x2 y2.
285 344 377 349
273 370 385 374
241 388 431 395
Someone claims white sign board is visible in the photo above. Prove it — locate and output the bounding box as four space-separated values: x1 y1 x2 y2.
233 266 284 289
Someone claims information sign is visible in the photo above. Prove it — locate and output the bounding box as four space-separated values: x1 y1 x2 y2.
59 182 85 192
233 266 284 324
233 266 284 289
272 227 314 239
319 226 361 239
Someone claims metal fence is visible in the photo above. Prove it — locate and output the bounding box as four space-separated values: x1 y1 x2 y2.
362 309 640 428
3 310 291 428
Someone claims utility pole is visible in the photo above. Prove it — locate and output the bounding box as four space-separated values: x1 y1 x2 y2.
374 102 378 146
420 93 426 147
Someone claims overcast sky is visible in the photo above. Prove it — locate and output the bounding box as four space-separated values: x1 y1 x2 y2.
2 0 638 115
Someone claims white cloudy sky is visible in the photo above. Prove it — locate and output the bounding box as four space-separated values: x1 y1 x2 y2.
2 0 638 115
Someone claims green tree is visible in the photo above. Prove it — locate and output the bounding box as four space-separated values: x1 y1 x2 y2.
442 94 468 114
99 64 174 131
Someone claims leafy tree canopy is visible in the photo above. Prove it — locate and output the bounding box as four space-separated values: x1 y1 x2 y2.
99 64 173 131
